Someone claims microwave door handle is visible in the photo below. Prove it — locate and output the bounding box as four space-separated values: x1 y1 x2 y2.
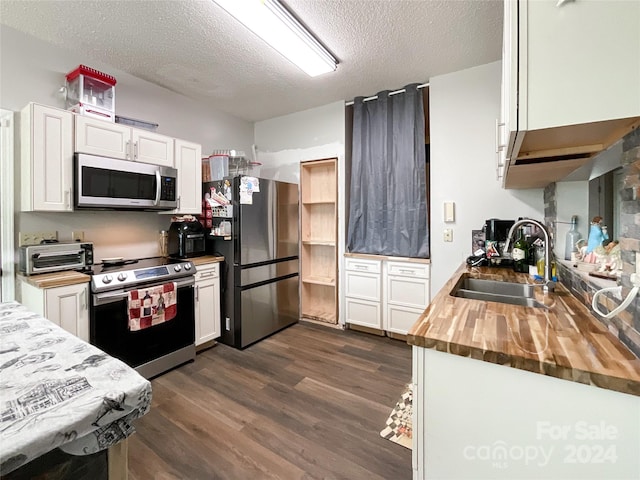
154 170 161 206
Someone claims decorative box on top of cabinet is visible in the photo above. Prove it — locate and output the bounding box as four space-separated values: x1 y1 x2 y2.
20 102 74 212
18 277 89 342
500 0 640 189
345 256 430 336
75 115 174 166
194 262 221 348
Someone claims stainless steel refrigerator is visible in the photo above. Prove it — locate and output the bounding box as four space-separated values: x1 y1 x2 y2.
205 176 299 349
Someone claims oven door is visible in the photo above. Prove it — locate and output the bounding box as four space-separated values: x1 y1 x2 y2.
90 277 195 373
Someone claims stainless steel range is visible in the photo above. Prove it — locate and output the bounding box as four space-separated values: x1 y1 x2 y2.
89 257 196 379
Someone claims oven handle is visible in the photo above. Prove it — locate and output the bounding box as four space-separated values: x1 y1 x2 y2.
92 277 195 306
34 250 84 258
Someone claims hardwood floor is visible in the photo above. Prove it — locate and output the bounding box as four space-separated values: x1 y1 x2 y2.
128 322 413 480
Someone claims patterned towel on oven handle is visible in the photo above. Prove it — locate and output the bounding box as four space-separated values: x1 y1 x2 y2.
127 282 177 331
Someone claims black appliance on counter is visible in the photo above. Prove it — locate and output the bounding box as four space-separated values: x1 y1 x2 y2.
484 218 515 267
204 176 299 349
89 257 196 379
168 219 206 258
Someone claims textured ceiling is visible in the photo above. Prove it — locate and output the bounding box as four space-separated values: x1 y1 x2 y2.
0 0 503 122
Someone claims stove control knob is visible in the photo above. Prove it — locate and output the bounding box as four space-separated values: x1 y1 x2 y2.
174 265 182 272
184 263 191 270
102 275 113 284
117 273 128 282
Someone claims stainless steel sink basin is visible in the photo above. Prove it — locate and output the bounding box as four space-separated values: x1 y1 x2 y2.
451 277 547 308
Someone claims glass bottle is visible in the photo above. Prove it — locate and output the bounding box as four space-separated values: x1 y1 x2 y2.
564 215 581 261
512 227 529 273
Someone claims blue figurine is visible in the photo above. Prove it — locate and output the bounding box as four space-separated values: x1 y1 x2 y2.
584 216 609 263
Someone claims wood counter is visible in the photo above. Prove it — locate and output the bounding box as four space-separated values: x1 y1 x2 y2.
407 264 640 397
18 271 91 289
191 255 225 266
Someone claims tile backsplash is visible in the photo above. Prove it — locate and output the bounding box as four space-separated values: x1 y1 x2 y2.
554 127 640 357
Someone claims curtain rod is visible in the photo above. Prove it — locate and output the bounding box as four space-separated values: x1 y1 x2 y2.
345 83 429 106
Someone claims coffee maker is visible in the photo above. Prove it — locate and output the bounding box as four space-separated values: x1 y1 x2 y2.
484 218 515 267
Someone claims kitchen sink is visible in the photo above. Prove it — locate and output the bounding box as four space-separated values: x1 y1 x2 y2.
451 277 547 308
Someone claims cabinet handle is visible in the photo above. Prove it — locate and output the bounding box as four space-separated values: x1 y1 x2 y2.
355 265 368 270
80 291 86 311
200 271 215 278
65 190 71 209
134 141 138 160
495 119 506 153
195 285 199 301
126 140 131 159
399 269 415 275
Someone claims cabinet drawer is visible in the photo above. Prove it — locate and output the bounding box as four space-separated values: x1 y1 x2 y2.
386 261 429 278
345 270 381 302
386 304 424 335
345 297 382 329
387 275 429 308
195 262 219 279
345 258 381 274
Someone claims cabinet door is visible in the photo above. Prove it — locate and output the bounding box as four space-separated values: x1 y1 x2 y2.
345 297 382 329
345 270 381 302
44 283 89 342
21 104 74 211
172 139 202 214
132 129 174 166
195 264 221 346
386 304 425 335
75 115 131 159
386 275 429 310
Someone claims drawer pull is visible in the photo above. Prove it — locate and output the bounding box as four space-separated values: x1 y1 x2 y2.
399 269 416 275
199 271 215 278
354 265 368 270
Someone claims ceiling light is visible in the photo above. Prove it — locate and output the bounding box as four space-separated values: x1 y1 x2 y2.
212 0 337 77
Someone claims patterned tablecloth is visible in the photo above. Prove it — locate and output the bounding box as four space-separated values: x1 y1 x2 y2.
0 301 152 474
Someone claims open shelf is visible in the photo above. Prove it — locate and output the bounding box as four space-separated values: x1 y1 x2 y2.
302 275 335 286
300 158 337 324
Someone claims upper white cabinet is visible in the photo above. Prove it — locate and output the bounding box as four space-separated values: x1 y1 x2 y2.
169 139 202 215
502 0 640 188
75 115 174 166
20 103 74 212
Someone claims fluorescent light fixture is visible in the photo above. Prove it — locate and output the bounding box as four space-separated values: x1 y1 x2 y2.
212 0 337 77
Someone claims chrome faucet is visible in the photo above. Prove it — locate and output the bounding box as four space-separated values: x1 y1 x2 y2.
503 218 555 293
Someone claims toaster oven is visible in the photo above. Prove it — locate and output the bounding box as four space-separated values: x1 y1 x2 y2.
19 242 94 275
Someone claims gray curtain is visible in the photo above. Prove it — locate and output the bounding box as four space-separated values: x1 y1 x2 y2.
347 84 429 258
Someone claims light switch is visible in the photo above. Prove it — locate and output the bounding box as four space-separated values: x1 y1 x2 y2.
444 229 453 242
444 202 455 223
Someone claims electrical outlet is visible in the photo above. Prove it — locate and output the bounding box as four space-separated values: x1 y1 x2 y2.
19 231 57 246
443 229 453 242
72 231 85 242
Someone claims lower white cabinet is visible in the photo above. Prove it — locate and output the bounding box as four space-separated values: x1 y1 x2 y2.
18 280 89 342
345 257 430 335
194 262 221 346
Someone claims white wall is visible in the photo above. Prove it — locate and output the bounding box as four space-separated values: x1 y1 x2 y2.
1 26 254 261
254 102 346 322
429 62 544 296
555 181 589 260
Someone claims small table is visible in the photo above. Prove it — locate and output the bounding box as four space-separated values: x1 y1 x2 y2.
0 301 152 478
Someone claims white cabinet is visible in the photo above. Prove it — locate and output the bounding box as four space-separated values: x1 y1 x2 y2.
385 262 430 335
75 115 174 166
194 262 221 347
345 257 430 335
345 258 382 329
168 139 202 215
18 280 89 342
502 0 640 188
20 103 74 212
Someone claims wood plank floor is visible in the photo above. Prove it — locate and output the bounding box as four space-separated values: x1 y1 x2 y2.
128 322 413 480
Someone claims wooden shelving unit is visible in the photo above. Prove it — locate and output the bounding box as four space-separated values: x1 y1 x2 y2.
300 158 337 324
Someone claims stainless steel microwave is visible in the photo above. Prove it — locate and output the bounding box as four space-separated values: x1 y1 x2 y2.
75 153 178 210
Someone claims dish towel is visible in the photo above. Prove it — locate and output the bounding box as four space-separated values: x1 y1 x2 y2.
127 282 177 331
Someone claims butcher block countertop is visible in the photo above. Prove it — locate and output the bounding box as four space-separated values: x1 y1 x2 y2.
18 271 91 289
407 264 640 397
191 255 225 266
